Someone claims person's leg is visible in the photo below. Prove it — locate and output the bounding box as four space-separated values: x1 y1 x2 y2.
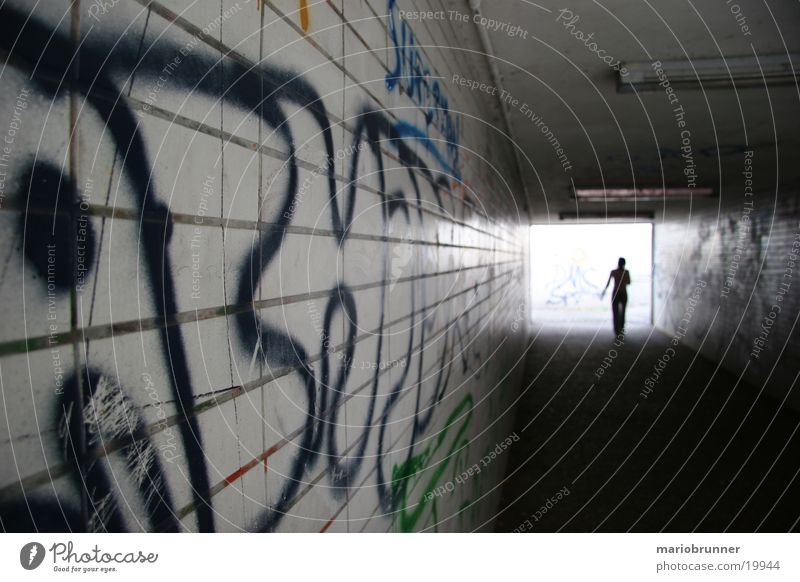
611 298 621 334
620 296 627 333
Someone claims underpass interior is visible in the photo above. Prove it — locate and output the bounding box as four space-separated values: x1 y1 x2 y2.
0 0 798 534
530 222 653 325
496 324 800 532
486 0 800 532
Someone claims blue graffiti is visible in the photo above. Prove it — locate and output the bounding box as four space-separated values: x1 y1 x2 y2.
386 0 460 175
394 120 460 181
546 265 602 306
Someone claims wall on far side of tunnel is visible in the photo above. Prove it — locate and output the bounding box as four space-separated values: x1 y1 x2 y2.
0 0 529 532
654 189 800 411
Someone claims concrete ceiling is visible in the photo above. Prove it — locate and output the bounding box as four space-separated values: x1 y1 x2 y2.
474 0 800 219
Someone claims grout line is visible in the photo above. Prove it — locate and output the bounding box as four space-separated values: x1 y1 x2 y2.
0 259 521 357
0 268 515 504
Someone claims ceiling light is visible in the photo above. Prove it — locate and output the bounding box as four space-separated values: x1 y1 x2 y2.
573 187 714 200
618 54 798 93
558 211 654 221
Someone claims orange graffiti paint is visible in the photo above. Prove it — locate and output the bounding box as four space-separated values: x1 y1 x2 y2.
298 0 310 32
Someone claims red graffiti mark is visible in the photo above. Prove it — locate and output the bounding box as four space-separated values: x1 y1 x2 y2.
223 443 281 485
319 516 335 533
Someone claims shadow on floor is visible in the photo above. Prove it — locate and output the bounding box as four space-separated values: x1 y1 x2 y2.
494 323 800 532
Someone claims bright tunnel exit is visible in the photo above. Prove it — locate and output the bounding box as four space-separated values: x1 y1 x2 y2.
530 223 653 326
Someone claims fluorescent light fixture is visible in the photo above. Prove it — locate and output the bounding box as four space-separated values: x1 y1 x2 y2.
558 211 654 221
618 54 799 93
573 187 714 200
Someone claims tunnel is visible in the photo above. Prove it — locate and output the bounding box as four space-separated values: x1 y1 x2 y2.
0 0 798 540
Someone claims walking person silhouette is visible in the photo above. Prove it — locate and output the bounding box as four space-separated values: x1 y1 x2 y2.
601 258 631 335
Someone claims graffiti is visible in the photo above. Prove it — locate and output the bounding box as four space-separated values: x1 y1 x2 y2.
298 0 310 32
256 0 310 33
391 395 472 533
386 0 461 179
545 255 602 306
423 431 518 502
0 2 522 533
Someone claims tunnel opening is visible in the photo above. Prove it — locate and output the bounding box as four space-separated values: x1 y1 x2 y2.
530 222 653 326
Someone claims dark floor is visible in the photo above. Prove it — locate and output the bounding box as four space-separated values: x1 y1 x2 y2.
494 323 800 532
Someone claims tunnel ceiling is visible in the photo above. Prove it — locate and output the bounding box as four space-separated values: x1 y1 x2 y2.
474 0 800 219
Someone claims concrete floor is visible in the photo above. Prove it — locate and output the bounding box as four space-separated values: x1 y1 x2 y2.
494 323 800 532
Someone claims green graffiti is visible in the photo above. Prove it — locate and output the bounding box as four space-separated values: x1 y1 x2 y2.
391 394 473 532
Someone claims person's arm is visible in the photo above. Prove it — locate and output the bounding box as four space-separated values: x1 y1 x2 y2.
600 272 612 298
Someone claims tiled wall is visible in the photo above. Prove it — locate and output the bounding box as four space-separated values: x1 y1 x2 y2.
0 0 529 532
654 187 800 411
